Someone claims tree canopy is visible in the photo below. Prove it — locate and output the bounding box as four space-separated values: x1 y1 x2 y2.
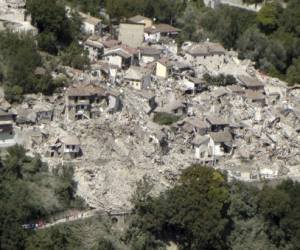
103 0 189 24
0 32 59 102
0 145 84 250
27 0 82 54
176 0 300 85
127 166 300 250
127 166 231 250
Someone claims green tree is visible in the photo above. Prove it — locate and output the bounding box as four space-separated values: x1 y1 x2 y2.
257 3 282 33
279 0 300 37
258 187 291 248
26 227 78 250
278 180 300 249
92 238 116 250
27 0 82 54
0 31 57 102
104 0 186 24
128 166 230 250
196 6 256 49
69 0 102 17
153 112 180 126
286 57 300 85
37 32 58 55
227 182 278 250
60 42 90 70
237 28 269 65
259 39 287 76
178 3 202 42
0 146 83 250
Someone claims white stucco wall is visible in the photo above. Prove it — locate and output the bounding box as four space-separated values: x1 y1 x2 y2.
82 22 95 34
64 144 80 153
156 62 168 79
128 80 142 90
84 46 99 62
105 55 122 68
144 32 160 43
140 55 156 64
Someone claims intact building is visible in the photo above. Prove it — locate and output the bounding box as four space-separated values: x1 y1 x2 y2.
128 15 153 28
118 23 144 48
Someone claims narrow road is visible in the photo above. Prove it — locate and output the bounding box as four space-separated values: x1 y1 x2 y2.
220 0 261 12
24 209 131 230
39 209 105 229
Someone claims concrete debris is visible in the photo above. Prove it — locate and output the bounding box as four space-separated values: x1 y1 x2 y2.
1 28 299 212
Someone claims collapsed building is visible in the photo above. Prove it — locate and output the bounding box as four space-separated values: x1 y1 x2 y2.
65 83 122 120
1 7 299 211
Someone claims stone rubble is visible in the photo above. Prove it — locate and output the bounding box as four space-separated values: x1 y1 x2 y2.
0 17 299 211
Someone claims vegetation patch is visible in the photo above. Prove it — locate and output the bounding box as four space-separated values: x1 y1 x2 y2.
153 112 181 126
0 146 84 250
203 73 237 86
179 0 300 85
126 165 300 250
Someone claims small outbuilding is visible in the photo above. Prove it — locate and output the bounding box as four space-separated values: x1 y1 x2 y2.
155 58 172 79
124 66 152 90
60 134 81 159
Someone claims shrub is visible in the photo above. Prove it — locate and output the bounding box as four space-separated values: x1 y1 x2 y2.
153 112 180 125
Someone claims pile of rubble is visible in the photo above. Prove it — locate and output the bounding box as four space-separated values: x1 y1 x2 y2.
0 9 299 211
0 57 299 211
0 0 37 34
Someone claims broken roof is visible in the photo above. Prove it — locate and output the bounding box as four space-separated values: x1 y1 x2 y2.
264 85 283 96
102 39 121 48
60 134 80 146
238 75 264 88
227 85 245 94
243 90 265 101
128 15 151 23
144 24 180 34
80 12 101 25
105 49 132 59
191 134 210 145
212 88 229 98
157 57 173 68
0 109 13 117
173 61 193 71
183 117 210 129
186 76 204 85
156 100 185 113
104 44 138 58
205 115 229 126
139 46 161 56
93 61 120 70
209 131 232 143
186 42 225 56
124 66 151 80
67 84 107 97
85 39 103 49
33 102 53 112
